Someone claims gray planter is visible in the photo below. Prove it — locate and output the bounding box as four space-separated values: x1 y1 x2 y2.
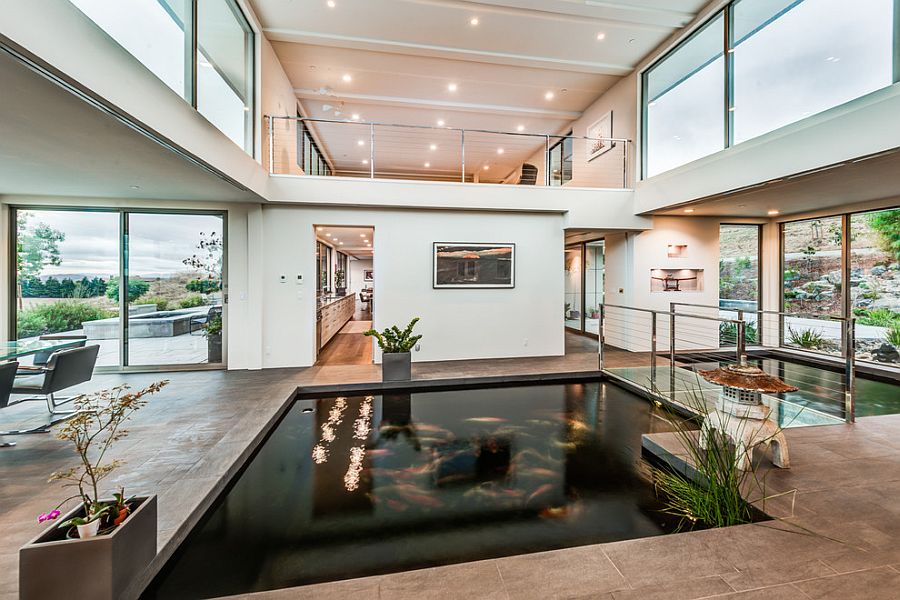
382 352 412 381
208 334 223 363
20 495 157 600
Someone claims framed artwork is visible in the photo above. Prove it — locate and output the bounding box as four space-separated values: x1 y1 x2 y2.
586 111 614 162
433 243 515 288
364 269 374 281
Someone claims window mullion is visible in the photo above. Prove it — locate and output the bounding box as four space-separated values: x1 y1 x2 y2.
725 3 735 149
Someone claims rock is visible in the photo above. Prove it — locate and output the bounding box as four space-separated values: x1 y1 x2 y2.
870 266 887 276
873 343 900 363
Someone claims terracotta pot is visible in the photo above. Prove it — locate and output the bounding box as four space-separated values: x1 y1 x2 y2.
20 495 157 600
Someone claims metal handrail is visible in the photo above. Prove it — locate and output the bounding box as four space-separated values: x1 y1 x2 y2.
669 301 849 322
272 115 632 145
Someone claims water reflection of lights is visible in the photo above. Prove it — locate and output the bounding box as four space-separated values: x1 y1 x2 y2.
353 396 374 440
310 397 348 464
344 397 374 491
344 446 365 491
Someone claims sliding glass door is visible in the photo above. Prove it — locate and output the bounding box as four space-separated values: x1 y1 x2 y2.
12 207 226 370
565 239 605 336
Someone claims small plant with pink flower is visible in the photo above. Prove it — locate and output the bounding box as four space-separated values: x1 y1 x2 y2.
37 381 167 539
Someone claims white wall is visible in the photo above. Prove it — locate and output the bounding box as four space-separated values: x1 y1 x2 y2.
349 258 373 295
260 205 564 367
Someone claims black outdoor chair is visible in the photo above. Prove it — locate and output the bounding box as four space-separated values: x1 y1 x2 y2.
518 163 538 185
17 334 87 375
11 344 100 418
191 305 223 335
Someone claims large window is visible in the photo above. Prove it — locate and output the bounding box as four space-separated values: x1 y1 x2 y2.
298 119 332 176
642 0 898 177
719 224 760 344
13 208 225 369
549 133 573 186
70 0 255 153
732 0 893 144
643 13 725 178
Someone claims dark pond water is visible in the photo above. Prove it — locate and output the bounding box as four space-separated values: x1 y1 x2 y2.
145 382 687 599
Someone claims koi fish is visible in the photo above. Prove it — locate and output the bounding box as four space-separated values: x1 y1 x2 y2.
517 467 557 478
367 448 393 457
385 499 407 512
465 417 508 423
538 506 569 519
402 493 444 508
526 483 556 505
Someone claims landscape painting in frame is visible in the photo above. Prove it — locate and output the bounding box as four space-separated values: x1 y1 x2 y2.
586 110 614 162
433 243 515 288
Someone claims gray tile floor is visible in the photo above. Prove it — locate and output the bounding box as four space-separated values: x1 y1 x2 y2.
4 337 900 600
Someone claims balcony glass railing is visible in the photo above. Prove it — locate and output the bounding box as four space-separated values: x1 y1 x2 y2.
267 116 631 189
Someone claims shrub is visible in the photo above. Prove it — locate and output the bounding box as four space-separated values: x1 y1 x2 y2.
719 321 758 346
105 277 150 302
886 324 900 348
364 318 422 353
140 296 170 311
178 294 206 309
17 301 114 338
867 209 900 261
787 326 828 350
854 308 900 328
185 278 220 294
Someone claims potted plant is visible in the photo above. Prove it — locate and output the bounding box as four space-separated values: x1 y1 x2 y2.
20 381 168 600
205 314 223 363
364 317 422 381
335 269 347 296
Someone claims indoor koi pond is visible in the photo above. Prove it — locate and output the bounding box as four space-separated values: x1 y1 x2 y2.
145 382 690 598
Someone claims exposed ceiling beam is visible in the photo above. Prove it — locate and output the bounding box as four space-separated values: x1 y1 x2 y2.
265 28 634 75
295 88 584 118
402 0 683 31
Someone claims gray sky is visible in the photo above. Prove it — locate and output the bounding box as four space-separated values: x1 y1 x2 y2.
21 210 223 278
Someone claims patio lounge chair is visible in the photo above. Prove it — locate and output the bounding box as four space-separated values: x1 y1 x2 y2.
11 344 100 418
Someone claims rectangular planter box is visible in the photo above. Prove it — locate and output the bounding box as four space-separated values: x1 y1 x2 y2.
20 495 157 600
382 352 412 381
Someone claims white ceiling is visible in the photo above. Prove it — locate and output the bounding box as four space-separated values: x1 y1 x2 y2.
317 224 375 257
253 0 709 179
0 45 259 202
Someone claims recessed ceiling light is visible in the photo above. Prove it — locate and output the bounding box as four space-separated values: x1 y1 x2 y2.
362 159 369 165
317 226 323 231
326 233 332 237
437 119 445 126
516 125 524 132
424 162 431 167
483 165 489 170
448 83 458 92
326 0 335 7
429 144 437 151
367 243 371 247
364 239 369 242
342 74 352 82
469 17 479 26
497 148 504 154
339 242 344 245
596 32 606 40
333 238 339 242
545 91 554 100
351 113 360 120
357 140 364 146
683 208 694 213
768 209 780 215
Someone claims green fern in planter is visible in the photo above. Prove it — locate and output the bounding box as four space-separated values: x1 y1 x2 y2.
364 317 422 353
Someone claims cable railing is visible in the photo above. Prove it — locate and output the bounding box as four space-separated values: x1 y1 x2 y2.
267 116 632 189
598 303 853 425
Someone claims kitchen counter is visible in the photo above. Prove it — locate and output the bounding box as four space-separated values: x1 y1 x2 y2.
317 294 355 349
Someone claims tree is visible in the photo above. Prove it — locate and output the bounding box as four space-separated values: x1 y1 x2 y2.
105 277 150 303
182 231 223 293
868 209 900 261
16 212 65 307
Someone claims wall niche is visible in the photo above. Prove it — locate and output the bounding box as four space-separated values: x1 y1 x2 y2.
650 268 704 292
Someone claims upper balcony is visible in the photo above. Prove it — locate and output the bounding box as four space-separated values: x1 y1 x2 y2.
267 116 631 190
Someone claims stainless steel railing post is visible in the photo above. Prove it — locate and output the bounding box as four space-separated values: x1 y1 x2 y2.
843 318 856 423
267 115 274 174
460 129 466 183
369 123 375 178
650 311 657 387
545 135 551 186
669 304 676 400
736 320 746 363
598 304 605 371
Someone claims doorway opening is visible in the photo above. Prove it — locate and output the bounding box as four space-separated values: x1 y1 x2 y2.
314 225 374 366
564 237 604 354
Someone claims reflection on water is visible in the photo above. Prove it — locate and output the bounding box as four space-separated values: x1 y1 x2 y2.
146 382 685 599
